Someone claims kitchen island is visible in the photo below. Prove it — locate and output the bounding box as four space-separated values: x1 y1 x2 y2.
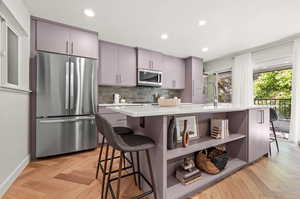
108 104 270 199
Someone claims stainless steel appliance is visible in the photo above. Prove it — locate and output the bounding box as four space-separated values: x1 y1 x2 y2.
137 69 162 87
35 52 97 158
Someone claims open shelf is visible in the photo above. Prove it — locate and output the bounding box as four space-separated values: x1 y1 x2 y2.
167 133 246 160
167 158 247 199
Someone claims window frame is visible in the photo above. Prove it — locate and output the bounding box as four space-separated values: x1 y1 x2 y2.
0 16 22 90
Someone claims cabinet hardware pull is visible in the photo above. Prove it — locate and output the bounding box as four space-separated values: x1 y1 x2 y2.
65 62 69 109
71 42 74 54
192 80 195 96
66 41 69 54
258 110 264 124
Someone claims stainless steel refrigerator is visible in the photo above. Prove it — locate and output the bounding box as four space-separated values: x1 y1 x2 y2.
35 52 97 158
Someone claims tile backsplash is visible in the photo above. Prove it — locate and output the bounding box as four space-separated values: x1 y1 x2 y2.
98 86 183 104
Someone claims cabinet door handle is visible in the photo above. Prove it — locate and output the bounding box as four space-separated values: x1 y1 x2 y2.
66 41 69 54
258 110 264 124
119 74 122 83
71 42 74 55
116 75 118 84
192 80 195 96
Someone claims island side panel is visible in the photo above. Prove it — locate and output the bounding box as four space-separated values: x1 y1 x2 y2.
127 116 168 199
226 111 248 161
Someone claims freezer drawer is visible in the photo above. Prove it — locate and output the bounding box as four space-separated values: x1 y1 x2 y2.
36 116 97 158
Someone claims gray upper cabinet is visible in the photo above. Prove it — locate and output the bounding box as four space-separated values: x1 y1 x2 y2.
162 55 185 89
137 48 163 71
248 108 270 163
35 20 98 59
117 45 136 87
99 41 118 86
192 58 203 103
99 41 136 87
36 21 70 55
69 29 98 59
182 57 204 103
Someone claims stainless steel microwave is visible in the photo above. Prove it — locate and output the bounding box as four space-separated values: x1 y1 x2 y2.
137 69 162 87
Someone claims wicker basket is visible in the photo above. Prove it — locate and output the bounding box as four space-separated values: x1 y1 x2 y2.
195 150 220 175
195 148 229 175
158 98 180 107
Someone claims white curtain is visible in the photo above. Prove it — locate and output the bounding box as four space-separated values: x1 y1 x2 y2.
232 53 254 107
289 39 300 144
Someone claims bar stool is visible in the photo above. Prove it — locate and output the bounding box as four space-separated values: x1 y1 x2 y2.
270 108 280 155
95 114 158 199
96 123 137 199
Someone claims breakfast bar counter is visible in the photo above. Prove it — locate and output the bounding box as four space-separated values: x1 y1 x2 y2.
109 104 270 199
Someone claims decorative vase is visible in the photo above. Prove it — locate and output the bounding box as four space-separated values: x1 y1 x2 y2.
182 120 190 148
167 117 177 149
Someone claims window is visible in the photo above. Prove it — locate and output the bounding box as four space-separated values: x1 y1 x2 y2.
217 72 232 103
7 26 19 85
204 72 232 104
0 17 21 88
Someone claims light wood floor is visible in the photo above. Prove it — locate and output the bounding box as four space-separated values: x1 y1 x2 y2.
3 141 300 199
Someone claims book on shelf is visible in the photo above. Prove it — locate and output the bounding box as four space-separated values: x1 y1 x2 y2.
175 167 202 185
210 119 229 139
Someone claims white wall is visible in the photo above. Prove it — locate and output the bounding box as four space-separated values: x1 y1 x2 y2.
0 0 30 197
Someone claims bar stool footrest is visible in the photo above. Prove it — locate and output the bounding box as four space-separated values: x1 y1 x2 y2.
108 171 154 199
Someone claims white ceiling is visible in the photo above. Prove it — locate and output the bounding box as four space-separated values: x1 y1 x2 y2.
24 0 300 61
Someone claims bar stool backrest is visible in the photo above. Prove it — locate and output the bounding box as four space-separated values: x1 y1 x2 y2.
95 113 127 151
270 108 278 122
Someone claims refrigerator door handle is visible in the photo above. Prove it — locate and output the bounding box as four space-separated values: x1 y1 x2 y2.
70 62 75 110
39 118 77 123
39 116 95 124
74 116 95 121
65 62 69 110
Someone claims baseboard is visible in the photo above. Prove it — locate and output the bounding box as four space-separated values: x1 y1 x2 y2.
0 155 30 198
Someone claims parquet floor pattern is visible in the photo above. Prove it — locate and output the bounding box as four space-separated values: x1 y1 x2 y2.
3 141 300 199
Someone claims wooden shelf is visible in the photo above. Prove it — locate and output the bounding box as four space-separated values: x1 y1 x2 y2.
167 134 246 160
167 158 247 199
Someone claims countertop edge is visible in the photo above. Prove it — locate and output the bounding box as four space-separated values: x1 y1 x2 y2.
107 105 271 117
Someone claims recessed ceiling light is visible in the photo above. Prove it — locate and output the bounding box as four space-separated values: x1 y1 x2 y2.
198 20 207 26
202 47 208 52
84 9 95 17
161 33 168 40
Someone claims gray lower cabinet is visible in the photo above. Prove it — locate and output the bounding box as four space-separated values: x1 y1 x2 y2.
35 19 98 59
163 55 185 89
98 41 136 87
248 108 270 162
137 48 163 70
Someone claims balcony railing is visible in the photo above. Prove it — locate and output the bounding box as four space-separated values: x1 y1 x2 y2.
254 98 291 119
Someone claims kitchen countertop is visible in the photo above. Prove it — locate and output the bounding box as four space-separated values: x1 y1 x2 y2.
98 102 192 107
107 104 271 117
98 103 146 107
